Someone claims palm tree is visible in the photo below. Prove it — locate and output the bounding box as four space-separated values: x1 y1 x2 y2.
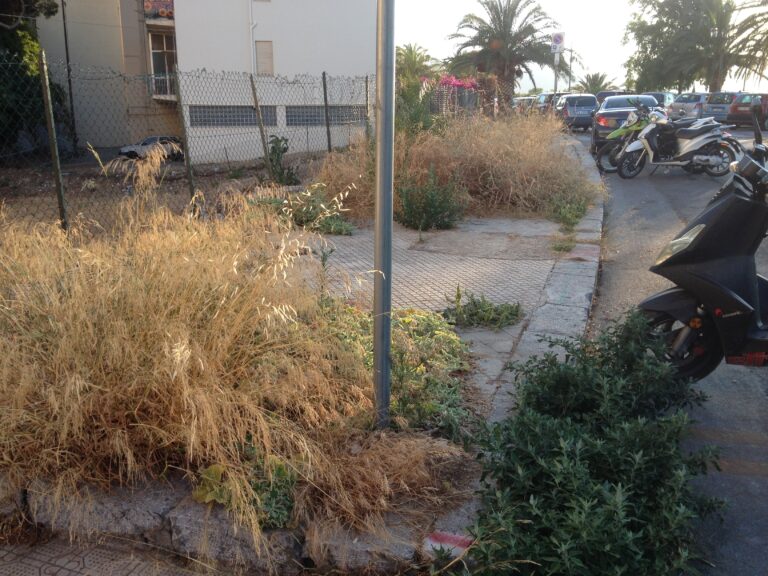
731 0 768 88
396 44 439 90
574 73 617 94
449 0 559 92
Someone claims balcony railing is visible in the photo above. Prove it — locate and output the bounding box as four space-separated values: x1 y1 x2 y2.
150 74 177 99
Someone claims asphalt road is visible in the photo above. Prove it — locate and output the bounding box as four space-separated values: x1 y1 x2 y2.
574 129 768 576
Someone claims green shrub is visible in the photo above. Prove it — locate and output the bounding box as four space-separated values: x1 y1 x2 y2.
549 192 589 231
470 312 718 575
268 135 300 185
442 285 522 330
396 167 466 231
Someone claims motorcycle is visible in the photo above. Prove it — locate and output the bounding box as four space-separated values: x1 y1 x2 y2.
595 103 655 174
639 97 768 381
617 109 737 179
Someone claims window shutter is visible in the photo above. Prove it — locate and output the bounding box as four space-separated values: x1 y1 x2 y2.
255 41 274 76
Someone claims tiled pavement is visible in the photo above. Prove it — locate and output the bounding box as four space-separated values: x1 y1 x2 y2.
327 218 559 312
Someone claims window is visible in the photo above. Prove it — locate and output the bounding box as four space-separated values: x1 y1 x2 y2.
708 93 737 105
255 41 274 76
567 96 597 106
188 105 277 127
285 106 367 127
603 96 657 109
149 32 177 96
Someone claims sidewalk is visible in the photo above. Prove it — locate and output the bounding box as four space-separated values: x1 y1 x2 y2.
0 136 606 575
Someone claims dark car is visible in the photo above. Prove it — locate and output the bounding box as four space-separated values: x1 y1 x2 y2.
558 94 598 130
704 92 742 123
534 91 570 114
727 93 768 128
643 91 676 108
590 94 659 153
596 90 630 104
119 135 184 161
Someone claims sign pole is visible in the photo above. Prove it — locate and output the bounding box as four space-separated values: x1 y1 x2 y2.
554 52 560 105
551 31 564 110
373 0 395 429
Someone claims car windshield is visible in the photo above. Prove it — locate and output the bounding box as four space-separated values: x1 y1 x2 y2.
737 94 754 104
568 96 596 106
141 137 159 145
708 93 736 104
603 96 657 109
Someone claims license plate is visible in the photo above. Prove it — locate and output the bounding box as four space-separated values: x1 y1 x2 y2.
739 106 749 111
576 111 588 116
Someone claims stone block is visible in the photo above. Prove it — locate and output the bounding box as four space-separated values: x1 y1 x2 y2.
545 272 595 308
525 303 589 339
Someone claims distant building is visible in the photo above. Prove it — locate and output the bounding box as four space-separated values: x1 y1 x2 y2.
37 0 376 162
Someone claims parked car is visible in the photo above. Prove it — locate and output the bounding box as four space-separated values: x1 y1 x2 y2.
643 91 676 108
512 96 535 113
533 92 569 113
727 93 768 128
703 92 742 123
119 136 184 161
558 94 598 131
590 94 659 154
596 90 630 104
667 93 709 119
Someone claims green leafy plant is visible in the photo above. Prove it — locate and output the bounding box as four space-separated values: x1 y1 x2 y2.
470 312 719 575
549 192 589 232
268 135 300 185
442 285 522 330
396 167 466 231
551 235 576 253
285 183 354 236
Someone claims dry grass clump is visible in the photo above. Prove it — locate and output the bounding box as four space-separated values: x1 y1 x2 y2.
318 114 596 221
0 198 463 542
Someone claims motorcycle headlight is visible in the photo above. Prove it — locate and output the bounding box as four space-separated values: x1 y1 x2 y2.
627 111 638 126
655 225 706 265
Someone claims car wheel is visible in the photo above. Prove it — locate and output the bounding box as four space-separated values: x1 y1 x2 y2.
126 152 139 160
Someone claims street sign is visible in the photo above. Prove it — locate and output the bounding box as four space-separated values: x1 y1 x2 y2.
551 32 565 54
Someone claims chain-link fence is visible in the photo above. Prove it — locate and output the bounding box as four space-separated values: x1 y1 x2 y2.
0 53 375 231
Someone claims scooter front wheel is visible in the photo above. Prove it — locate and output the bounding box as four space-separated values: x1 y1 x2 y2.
644 310 723 381
595 141 621 173
617 150 646 179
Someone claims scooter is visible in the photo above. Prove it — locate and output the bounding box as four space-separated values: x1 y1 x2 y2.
617 109 736 179
639 98 768 381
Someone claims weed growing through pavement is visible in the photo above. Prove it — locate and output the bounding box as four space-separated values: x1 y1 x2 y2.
442 285 522 330
551 235 576 253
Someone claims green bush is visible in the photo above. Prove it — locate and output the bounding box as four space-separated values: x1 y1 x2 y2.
396 167 466 231
470 313 718 575
442 285 522 330
268 135 300 185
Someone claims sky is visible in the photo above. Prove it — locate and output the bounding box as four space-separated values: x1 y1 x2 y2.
394 0 765 93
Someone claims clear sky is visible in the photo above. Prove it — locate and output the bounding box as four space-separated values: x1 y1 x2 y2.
394 0 765 93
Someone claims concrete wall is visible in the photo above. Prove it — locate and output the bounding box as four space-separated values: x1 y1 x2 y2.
174 0 376 76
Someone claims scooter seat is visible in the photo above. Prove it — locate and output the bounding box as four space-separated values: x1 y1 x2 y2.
669 118 697 129
676 125 716 139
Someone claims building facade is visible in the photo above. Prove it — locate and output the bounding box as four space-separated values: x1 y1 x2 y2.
37 0 376 163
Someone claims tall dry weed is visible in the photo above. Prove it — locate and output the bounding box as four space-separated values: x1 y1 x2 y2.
0 197 461 545
319 114 596 220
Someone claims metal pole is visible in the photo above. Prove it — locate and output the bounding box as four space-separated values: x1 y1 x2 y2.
322 71 333 152
373 0 395 429
249 74 274 180
172 72 199 211
568 49 574 92
365 74 371 141
553 52 560 110
61 0 78 155
39 50 68 231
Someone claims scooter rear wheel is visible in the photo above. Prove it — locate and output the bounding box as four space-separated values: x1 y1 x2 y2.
644 310 723 381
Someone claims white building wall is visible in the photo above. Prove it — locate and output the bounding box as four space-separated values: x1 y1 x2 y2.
174 0 376 164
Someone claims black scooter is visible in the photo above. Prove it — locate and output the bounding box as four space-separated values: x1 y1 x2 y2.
639 98 768 381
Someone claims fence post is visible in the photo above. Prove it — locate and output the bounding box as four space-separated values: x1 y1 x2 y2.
322 71 332 153
249 74 274 181
365 75 371 141
173 72 199 212
38 50 68 231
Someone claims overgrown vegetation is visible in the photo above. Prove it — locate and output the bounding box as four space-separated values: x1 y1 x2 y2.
397 167 467 230
318 115 596 225
469 313 718 575
268 135 300 186
443 285 522 330
0 173 470 557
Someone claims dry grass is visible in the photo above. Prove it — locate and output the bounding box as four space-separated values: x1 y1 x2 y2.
318 114 597 221
0 189 464 550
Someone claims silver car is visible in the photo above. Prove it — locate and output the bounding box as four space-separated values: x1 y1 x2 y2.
119 136 184 161
668 93 710 119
